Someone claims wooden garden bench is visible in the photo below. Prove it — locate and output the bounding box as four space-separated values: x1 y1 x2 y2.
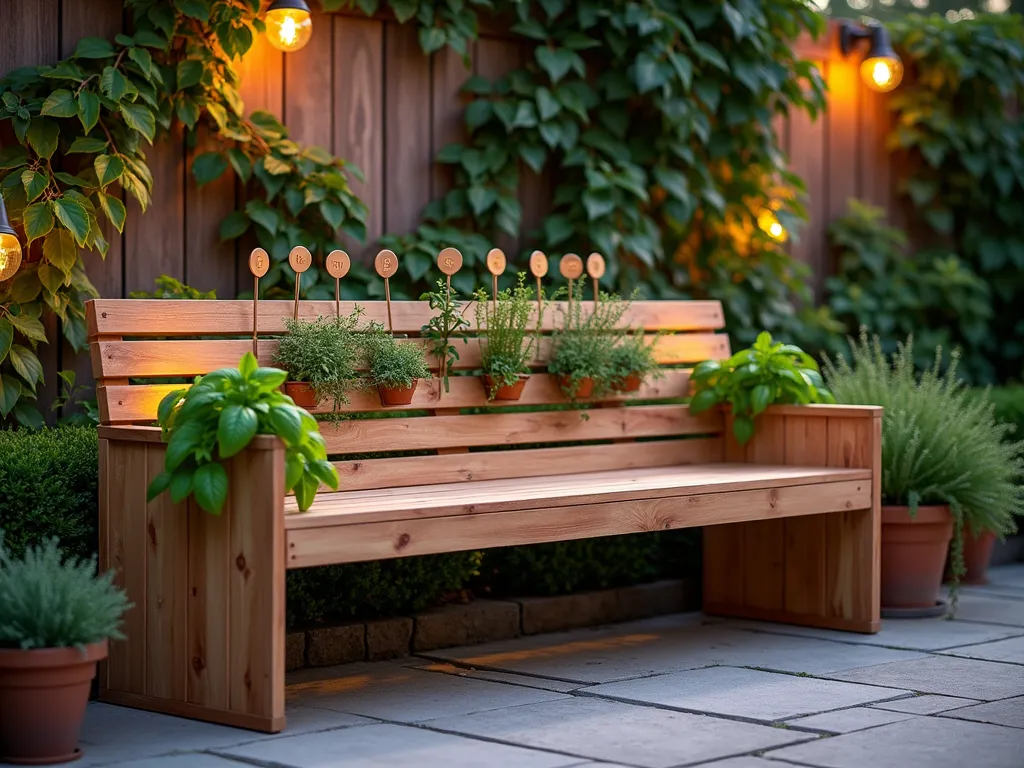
87 296 881 733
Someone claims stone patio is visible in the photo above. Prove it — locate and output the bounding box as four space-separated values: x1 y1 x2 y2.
19 564 1024 768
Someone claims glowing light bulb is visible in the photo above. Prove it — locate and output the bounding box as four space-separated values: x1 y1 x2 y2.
757 209 788 243
265 1 313 53
0 233 23 282
861 55 903 92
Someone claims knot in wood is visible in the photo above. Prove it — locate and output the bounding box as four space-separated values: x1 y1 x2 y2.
396 532 411 551
236 553 247 572
769 490 779 509
191 655 205 673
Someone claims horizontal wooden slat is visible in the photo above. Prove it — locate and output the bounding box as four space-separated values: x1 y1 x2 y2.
87 299 726 337
91 333 730 379
97 369 695 424
331 438 723 492
285 478 872 567
318 404 719 454
286 464 870 526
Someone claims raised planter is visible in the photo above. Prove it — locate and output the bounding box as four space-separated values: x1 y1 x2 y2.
482 374 529 401
881 505 953 613
285 381 317 408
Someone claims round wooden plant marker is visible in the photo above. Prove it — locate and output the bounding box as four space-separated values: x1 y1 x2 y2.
325 249 351 318
559 253 584 301
529 250 548 328
247 247 270 354
586 252 606 306
486 247 506 309
288 246 312 320
375 249 399 333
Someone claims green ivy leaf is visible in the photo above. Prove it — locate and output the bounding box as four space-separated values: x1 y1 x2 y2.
26 119 60 159
9 345 44 389
77 91 100 133
465 100 493 131
21 170 48 203
51 197 90 245
94 154 125 187
634 52 666 93
319 198 346 230
390 0 417 23
128 46 153 75
100 66 129 101
74 37 115 59
120 102 157 143
262 154 291 175
192 462 228 515
536 87 561 120
245 199 281 235
37 262 65 294
175 0 211 23
692 42 729 72
66 137 109 154
22 201 54 243
43 228 79 275
467 185 497 216
543 213 574 246
226 148 252 182
40 89 77 118
0 319 12 362
176 95 201 129
97 192 127 233
419 26 446 54
536 47 574 83
192 152 228 187
461 76 491 95
9 273 41 304
518 144 546 173
176 59 204 89
218 210 250 241
0 373 21 418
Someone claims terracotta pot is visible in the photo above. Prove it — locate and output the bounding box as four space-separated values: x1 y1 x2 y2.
881 505 954 610
558 375 594 399
284 382 317 408
0 640 107 765
959 529 998 586
482 374 530 401
615 373 642 393
378 380 418 406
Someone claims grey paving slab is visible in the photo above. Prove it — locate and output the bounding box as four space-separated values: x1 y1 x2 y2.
786 707 917 733
218 722 583 768
939 634 1024 664
111 754 249 767
827 655 1024 700
430 619 925 684
423 695 808 768
988 564 1024 589
941 696 1024 729
701 759 804 768
767 716 1024 768
721 613 1024 651
410 660 586 692
869 694 982 714
584 666 911 722
287 660 568 722
946 593 1024 627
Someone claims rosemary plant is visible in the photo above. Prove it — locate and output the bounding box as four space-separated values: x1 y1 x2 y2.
474 273 541 398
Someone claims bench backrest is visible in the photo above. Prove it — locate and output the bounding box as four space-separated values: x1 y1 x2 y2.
87 298 732 490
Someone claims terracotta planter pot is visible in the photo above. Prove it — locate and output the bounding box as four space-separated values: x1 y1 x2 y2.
615 373 642 393
558 375 594 399
959 529 998 586
482 374 530 401
0 640 107 765
284 382 317 408
378 380 418 406
881 505 954 610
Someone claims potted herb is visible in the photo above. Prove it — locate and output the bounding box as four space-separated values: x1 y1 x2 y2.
420 279 471 394
548 285 631 399
148 352 338 513
0 537 131 764
689 331 833 444
824 332 1024 615
474 273 541 401
362 322 431 406
610 329 662 393
274 311 363 409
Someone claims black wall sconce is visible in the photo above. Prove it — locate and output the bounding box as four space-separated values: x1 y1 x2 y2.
839 21 903 93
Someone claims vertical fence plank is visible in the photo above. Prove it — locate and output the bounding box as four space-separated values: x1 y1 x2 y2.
859 89 894 216
826 57 860 246
284 7 334 149
782 415 828 616
431 47 471 200
185 124 238 297
334 16 384 260
788 60 828 300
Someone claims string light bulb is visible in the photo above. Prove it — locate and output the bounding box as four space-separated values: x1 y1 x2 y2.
0 194 22 282
757 208 788 243
265 0 313 53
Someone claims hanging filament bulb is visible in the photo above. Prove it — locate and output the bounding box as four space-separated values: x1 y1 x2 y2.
265 0 313 53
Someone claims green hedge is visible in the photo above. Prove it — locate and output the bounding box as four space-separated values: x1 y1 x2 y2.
0 426 700 629
972 386 1024 441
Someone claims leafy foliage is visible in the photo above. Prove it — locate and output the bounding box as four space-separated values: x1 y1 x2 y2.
420 279 471 393
888 14 1024 379
0 0 366 426
610 328 663 390
0 426 98 562
824 200 993 381
474 272 540 397
274 312 365 408
824 332 1024 603
129 274 216 299
689 331 833 444
970 386 1024 445
0 536 130 650
547 285 633 398
362 322 431 389
148 352 339 514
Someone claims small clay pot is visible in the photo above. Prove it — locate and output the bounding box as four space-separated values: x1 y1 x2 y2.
482 374 530 401
615 373 643 393
0 639 108 764
958 529 998 586
881 505 954 610
558 375 594 399
284 382 317 408
378 380 418 406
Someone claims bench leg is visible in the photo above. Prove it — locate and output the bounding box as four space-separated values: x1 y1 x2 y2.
99 435 287 732
703 409 881 633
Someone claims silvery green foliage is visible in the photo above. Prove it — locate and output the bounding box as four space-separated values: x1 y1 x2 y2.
0 536 130 650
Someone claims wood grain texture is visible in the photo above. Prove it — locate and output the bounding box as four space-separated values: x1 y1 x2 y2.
741 416 787 611
185 124 237 297
286 479 871 567
284 7 334 149
187 499 230 710
782 415 829 617
431 46 471 200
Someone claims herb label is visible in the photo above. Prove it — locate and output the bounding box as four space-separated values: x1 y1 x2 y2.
325 250 350 279
248 247 269 278
288 246 312 273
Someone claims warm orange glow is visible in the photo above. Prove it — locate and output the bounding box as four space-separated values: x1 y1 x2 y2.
861 56 903 92
757 210 788 243
266 6 313 52
0 233 22 281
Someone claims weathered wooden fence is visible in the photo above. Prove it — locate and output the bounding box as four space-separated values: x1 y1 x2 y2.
1 1 897 405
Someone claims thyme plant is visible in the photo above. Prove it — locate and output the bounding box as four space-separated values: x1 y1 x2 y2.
274 311 364 409
474 272 541 398
610 328 663 390
362 322 431 390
